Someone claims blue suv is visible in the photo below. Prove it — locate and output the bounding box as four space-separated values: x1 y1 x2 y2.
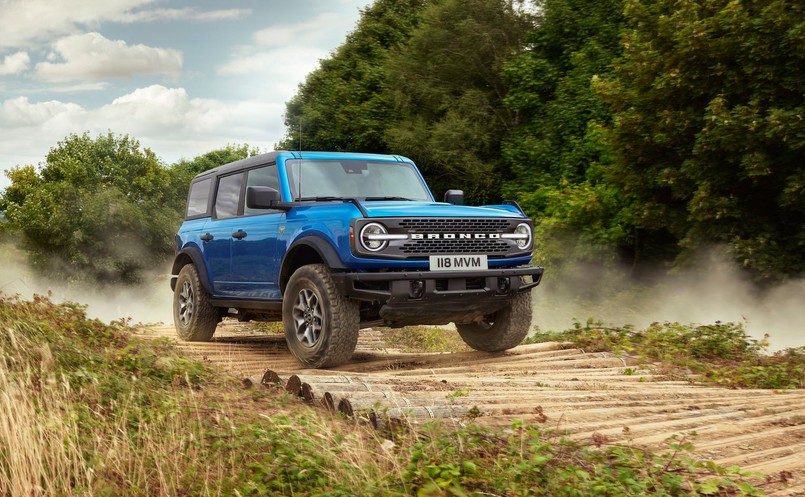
171 151 543 368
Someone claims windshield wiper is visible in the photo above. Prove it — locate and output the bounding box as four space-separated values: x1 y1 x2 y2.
294 196 351 202
363 196 412 201
291 196 370 216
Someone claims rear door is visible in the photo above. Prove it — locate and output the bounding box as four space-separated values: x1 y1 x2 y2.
202 171 245 297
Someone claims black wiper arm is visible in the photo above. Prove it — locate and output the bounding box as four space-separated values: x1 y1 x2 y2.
293 196 369 216
363 196 412 201
294 196 350 202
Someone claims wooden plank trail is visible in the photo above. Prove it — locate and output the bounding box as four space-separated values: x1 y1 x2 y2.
139 322 805 496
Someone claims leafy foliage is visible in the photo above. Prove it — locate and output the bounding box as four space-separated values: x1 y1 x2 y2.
500 0 635 274
396 422 760 496
384 0 531 203
0 132 177 284
0 137 255 285
531 320 805 389
600 0 805 278
279 0 428 153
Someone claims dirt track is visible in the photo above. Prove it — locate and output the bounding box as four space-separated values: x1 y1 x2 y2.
140 322 805 495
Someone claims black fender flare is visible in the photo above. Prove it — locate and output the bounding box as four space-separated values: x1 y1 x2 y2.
279 236 346 292
170 246 213 294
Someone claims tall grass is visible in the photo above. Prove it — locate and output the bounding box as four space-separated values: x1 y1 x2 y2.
0 329 88 495
0 294 763 496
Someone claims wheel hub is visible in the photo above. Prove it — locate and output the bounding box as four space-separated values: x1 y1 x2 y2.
292 288 323 348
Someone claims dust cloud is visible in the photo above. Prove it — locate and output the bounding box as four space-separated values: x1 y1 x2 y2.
2 242 802 351
532 249 805 351
0 251 173 326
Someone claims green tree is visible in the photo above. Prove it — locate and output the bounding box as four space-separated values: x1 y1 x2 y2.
0 132 177 284
500 0 628 270
384 0 531 203
600 0 805 279
278 0 427 153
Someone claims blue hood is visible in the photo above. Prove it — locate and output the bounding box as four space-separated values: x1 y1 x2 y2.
359 201 526 218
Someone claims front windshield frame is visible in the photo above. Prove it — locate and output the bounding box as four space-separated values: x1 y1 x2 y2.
284 159 433 202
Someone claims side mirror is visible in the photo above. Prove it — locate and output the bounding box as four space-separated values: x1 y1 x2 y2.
246 186 281 209
444 189 464 205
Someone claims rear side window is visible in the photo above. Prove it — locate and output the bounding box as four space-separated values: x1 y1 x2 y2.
244 164 280 216
214 173 244 219
186 178 212 218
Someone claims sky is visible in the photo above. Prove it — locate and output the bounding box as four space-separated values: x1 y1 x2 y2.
0 0 373 189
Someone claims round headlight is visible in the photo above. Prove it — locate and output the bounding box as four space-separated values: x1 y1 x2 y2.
360 222 388 252
514 223 532 249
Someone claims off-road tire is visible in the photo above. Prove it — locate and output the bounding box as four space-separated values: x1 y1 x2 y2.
283 264 360 368
456 289 532 352
173 264 218 342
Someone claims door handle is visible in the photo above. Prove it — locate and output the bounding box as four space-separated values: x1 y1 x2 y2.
231 229 247 240
200 233 213 241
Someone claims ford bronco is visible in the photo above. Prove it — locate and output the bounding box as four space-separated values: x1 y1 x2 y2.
171 151 543 368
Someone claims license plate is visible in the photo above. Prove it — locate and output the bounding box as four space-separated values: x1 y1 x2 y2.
429 255 488 271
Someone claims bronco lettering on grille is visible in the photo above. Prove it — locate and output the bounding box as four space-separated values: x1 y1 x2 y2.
410 233 501 239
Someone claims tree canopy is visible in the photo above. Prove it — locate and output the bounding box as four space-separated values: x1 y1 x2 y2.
279 0 428 153
0 135 255 285
0 133 175 284
600 0 805 278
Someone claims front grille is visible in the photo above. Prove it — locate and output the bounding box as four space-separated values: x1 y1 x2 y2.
400 238 509 255
352 217 532 260
399 218 511 233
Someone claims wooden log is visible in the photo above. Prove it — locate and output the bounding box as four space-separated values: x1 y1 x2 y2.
323 392 337 411
334 395 413 415
301 382 316 403
261 369 283 386
286 374 302 396
242 369 283 389
337 397 474 420
285 374 369 385
293 382 382 394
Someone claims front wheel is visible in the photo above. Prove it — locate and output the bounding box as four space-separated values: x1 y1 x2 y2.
173 264 218 341
283 264 359 368
456 290 532 352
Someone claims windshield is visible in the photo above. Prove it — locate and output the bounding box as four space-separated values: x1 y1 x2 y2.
285 159 432 201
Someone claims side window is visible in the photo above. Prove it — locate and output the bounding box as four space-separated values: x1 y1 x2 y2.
244 164 280 216
186 178 212 218
214 173 244 219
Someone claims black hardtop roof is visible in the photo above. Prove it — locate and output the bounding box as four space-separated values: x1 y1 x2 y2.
191 151 282 181
190 150 409 182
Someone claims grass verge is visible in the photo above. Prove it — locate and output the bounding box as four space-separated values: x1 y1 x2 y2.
1 293 765 496
529 320 804 389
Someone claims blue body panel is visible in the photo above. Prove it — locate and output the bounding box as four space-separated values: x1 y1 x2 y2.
176 151 535 300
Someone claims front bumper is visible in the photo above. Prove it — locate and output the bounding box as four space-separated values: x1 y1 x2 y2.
330 266 544 326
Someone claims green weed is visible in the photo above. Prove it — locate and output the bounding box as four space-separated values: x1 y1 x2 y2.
529 319 804 389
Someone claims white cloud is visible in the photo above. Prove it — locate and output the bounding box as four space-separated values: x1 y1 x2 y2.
112 8 251 23
0 0 156 49
0 51 30 75
0 86 283 184
33 32 182 83
215 9 368 99
251 12 352 48
0 0 246 50
217 46 327 96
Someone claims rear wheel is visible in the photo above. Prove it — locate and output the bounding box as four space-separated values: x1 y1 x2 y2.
456 290 532 352
173 264 218 342
283 264 359 368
